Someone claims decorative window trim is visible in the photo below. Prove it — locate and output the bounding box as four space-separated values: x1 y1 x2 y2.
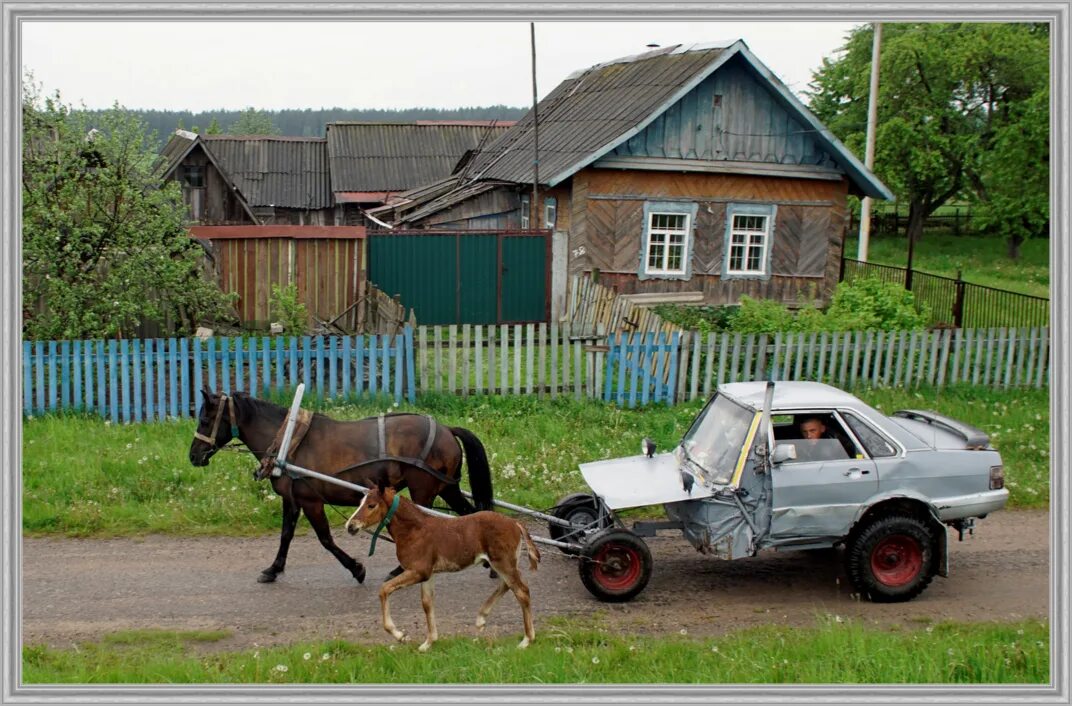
639 201 697 281
723 203 776 281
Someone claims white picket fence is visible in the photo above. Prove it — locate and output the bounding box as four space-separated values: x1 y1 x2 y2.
413 324 1050 403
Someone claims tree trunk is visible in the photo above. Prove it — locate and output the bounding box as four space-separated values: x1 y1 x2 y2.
1006 233 1024 260
905 200 926 245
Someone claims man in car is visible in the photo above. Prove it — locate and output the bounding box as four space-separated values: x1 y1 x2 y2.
795 415 853 460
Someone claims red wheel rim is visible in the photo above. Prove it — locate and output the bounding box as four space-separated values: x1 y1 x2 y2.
870 534 923 587
592 543 642 591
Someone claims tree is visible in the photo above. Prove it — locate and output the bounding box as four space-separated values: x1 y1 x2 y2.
205 116 224 135
22 80 237 340
228 106 280 135
808 23 1049 257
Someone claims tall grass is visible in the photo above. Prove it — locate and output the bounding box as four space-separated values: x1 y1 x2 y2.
21 384 1049 537
843 234 1049 298
22 618 1049 684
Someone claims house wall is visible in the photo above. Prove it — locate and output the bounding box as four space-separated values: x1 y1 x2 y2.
568 167 849 305
171 147 253 225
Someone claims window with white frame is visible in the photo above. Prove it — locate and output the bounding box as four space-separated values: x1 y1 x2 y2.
727 212 771 276
520 194 530 229
544 196 557 229
645 211 690 275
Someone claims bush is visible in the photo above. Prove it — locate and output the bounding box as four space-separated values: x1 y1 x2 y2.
268 283 308 334
824 277 931 331
651 304 735 334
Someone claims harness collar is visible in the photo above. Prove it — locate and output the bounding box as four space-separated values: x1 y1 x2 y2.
368 494 401 557
194 394 238 449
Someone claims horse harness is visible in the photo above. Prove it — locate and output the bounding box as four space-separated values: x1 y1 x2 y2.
194 394 239 450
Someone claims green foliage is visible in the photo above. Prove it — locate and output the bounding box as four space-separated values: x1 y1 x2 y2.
726 296 800 333
808 23 1049 251
268 283 308 334
22 619 1049 684
652 304 735 335
20 79 236 340
227 107 280 135
823 277 931 331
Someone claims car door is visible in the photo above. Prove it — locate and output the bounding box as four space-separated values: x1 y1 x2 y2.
768 410 878 543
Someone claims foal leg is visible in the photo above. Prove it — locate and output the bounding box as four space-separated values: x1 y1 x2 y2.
302 502 366 584
475 579 510 633
491 562 535 649
418 576 438 652
260 498 301 583
379 568 425 643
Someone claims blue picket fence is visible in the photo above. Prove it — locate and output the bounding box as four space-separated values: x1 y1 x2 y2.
604 331 682 406
23 329 416 424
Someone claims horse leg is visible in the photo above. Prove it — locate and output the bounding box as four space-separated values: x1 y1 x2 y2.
259 497 301 583
379 568 425 643
418 576 438 652
437 483 476 515
490 560 535 649
302 502 366 584
475 579 510 633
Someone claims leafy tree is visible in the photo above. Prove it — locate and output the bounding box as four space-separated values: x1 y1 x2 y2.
21 81 237 340
205 116 223 135
227 107 280 135
808 23 1049 257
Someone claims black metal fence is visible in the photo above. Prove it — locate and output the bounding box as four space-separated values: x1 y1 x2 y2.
848 208 982 238
840 258 1050 329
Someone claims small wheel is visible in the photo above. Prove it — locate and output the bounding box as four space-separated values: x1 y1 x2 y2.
846 514 937 603
549 494 602 549
578 529 653 603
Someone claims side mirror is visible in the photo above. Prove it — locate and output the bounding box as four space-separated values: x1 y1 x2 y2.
772 443 797 465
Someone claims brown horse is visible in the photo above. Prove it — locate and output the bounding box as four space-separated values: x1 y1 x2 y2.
188 389 493 585
346 484 539 651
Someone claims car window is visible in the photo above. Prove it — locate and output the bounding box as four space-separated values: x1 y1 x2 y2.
841 411 898 458
777 411 860 463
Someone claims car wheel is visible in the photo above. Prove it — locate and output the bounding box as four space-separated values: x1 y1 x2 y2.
549 493 602 551
846 514 937 603
578 529 653 603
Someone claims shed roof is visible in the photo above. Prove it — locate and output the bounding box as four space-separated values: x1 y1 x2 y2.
200 135 333 209
465 40 892 200
325 122 513 194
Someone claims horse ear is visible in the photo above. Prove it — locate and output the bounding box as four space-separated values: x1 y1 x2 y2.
201 388 212 400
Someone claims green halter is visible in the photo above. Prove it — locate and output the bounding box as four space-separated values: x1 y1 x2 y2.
368 494 401 557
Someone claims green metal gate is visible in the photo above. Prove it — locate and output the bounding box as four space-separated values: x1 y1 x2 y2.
368 230 548 325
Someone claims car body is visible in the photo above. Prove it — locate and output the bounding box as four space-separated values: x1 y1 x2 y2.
574 381 1008 602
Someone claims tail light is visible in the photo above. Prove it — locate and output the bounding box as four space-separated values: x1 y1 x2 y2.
990 465 1005 490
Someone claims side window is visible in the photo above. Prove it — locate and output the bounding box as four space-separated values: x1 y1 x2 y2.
780 412 859 462
544 196 557 230
723 204 776 279
841 411 898 458
640 201 697 279
520 194 530 229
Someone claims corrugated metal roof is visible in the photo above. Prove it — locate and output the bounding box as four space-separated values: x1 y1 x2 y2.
152 130 199 179
326 122 512 193
200 136 332 209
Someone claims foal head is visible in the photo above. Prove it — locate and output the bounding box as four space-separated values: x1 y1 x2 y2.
346 485 397 535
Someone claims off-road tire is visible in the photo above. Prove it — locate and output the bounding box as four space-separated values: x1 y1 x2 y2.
846 514 937 603
578 529 653 603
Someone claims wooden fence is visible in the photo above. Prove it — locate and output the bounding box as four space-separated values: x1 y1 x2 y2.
23 332 415 424
566 275 684 338
22 325 1050 423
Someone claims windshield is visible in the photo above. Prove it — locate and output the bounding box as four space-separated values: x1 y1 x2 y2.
679 394 757 485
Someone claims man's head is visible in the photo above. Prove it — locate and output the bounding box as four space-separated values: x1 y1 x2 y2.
799 416 828 440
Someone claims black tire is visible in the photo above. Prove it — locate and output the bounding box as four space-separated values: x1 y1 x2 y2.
845 514 937 603
578 529 653 603
549 494 602 549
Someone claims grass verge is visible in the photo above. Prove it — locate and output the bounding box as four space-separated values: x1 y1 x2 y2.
22 384 1049 537
22 618 1048 684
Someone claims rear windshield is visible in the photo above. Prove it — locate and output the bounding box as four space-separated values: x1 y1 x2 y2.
680 394 756 485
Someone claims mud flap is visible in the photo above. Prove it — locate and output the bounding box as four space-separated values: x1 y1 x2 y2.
936 521 949 578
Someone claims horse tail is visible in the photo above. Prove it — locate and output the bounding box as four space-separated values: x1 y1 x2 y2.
450 426 494 512
517 522 541 571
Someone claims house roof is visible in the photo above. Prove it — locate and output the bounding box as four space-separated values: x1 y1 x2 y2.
200 135 333 209
325 122 513 194
465 40 892 200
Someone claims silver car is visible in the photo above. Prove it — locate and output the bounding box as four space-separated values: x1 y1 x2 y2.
557 381 1008 603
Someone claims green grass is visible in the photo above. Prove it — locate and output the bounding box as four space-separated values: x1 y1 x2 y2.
844 234 1050 299
21 618 1049 684
21 385 1049 537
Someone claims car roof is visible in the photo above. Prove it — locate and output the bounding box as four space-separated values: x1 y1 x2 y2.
718 381 866 411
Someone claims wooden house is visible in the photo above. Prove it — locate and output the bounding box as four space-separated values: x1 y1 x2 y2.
372 40 893 313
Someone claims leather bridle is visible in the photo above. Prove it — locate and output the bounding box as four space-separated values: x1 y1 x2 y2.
194 394 239 450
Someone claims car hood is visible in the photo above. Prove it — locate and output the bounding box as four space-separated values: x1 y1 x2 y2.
579 452 716 510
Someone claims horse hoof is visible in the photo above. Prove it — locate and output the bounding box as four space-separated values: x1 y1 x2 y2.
385 565 404 580
353 566 366 584
257 572 278 583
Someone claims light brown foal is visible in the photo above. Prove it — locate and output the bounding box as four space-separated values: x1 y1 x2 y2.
346 486 540 651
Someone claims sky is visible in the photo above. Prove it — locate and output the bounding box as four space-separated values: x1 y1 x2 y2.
21 21 862 112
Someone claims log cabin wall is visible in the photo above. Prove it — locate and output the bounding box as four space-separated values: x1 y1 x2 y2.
568 168 849 306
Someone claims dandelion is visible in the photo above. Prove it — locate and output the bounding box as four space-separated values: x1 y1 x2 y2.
1017 629 1024 636
630 645 637 652
591 656 600 665
680 628 688 635
926 626 934 633
126 443 133 449
321 653 331 661
710 645 719 653
303 652 311 661
554 647 561 653
835 615 843 624
274 664 288 673
947 648 955 656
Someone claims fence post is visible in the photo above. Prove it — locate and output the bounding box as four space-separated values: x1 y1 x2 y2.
952 270 966 328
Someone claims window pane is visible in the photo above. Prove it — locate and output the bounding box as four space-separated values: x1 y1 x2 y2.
648 244 665 269
729 246 744 271
842 412 898 458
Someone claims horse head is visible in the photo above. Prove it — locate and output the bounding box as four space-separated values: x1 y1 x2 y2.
189 388 239 466
346 483 394 535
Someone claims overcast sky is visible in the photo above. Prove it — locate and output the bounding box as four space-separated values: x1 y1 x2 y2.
21 21 861 112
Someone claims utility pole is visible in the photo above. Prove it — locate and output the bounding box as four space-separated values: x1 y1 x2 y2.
530 22 540 229
858 22 882 262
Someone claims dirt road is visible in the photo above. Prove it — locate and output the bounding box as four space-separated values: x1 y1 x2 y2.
22 509 1049 651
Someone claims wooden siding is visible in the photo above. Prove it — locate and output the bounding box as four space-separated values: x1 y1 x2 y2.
173 147 253 225
610 57 838 169
570 168 849 305
211 236 364 329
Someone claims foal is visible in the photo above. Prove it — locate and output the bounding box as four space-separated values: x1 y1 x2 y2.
346 485 539 651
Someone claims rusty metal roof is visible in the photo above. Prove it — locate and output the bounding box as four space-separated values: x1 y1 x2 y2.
325 122 512 193
200 135 333 209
